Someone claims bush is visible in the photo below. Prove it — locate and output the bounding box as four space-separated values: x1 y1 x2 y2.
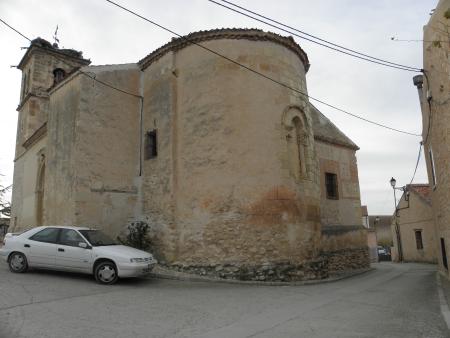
117 221 152 251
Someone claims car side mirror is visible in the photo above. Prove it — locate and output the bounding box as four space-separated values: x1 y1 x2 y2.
78 242 90 249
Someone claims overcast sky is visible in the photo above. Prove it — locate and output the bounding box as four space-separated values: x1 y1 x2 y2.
0 0 436 215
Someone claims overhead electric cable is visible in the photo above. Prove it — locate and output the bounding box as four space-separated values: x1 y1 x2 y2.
409 142 423 185
1 14 420 136
0 18 31 42
0 18 142 99
103 0 420 136
207 0 422 72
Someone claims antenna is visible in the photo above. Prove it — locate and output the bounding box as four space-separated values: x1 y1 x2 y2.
52 25 60 48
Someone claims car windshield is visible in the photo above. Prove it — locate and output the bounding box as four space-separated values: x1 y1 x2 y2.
79 230 117 246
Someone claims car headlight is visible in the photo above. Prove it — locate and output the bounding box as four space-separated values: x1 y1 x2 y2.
130 257 155 263
130 258 146 263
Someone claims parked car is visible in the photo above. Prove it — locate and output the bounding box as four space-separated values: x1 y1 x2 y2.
0 226 157 284
377 246 391 261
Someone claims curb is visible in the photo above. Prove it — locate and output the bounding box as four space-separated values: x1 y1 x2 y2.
145 266 374 286
436 273 450 330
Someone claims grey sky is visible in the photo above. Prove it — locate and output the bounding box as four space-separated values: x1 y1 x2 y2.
0 0 435 215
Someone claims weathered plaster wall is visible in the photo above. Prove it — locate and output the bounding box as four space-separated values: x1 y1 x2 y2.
420 0 450 276
391 192 437 263
10 137 46 231
316 141 361 226
73 65 141 234
44 78 81 225
141 52 179 259
142 37 322 267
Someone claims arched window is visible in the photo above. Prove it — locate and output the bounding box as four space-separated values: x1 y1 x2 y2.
292 116 307 178
53 68 66 85
283 106 310 181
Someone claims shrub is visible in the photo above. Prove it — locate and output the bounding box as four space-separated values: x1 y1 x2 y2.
117 221 152 251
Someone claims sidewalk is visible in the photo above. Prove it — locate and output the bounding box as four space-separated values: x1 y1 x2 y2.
437 273 450 330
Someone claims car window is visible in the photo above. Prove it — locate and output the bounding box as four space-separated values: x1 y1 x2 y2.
79 230 117 246
59 229 85 247
29 228 60 243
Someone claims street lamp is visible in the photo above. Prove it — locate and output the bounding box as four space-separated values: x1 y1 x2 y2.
390 177 396 189
390 177 403 262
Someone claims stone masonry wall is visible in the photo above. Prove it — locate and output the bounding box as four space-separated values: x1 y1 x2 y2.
420 0 450 277
316 141 362 226
141 33 322 268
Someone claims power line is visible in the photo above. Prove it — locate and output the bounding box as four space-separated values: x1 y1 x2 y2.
1 13 420 136
207 0 422 73
0 18 142 99
409 142 422 185
0 18 31 42
104 0 421 136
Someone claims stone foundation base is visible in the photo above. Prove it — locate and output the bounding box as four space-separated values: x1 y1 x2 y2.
162 259 329 282
322 248 370 274
160 248 369 282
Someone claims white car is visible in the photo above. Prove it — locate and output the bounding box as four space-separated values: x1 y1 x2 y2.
0 226 157 284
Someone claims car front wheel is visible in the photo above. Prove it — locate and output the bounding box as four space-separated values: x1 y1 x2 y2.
94 261 118 284
8 252 28 273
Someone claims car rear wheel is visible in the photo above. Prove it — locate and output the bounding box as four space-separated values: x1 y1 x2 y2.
94 261 118 284
8 252 28 273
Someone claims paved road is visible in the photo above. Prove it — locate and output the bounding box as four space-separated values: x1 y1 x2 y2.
0 262 447 338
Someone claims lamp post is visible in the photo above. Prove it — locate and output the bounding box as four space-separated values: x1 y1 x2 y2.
390 177 403 262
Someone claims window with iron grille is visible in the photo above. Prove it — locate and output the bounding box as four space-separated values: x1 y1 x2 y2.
325 173 339 200
145 130 157 160
415 230 424 250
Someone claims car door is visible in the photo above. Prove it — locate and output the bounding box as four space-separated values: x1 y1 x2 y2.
26 227 60 267
55 229 93 272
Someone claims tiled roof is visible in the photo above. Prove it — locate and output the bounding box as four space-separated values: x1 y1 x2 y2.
310 104 359 150
138 28 310 71
408 184 431 205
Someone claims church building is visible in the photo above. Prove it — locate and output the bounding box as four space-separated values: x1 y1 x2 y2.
11 29 369 281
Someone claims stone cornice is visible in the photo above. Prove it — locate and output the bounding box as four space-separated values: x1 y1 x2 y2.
22 122 47 150
139 28 310 72
314 135 360 151
16 92 49 111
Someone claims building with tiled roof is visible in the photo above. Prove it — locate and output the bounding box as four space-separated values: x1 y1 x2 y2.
391 183 437 263
10 28 368 281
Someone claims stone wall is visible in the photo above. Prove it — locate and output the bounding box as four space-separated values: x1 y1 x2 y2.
390 188 437 263
320 225 370 274
44 77 81 226
419 0 450 277
73 65 141 235
316 141 362 226
141 32 322 267
10 136 46 231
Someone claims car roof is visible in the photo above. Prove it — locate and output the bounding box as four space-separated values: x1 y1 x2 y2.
35 225 92 231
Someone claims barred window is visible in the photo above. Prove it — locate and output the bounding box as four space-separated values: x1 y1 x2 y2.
145 130 157 160
415 230 424 250
325 173 339 200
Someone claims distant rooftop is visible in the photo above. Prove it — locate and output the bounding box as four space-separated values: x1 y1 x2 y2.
407 184 431 205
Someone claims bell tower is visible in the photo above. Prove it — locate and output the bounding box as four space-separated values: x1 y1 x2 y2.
15 37 90 157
